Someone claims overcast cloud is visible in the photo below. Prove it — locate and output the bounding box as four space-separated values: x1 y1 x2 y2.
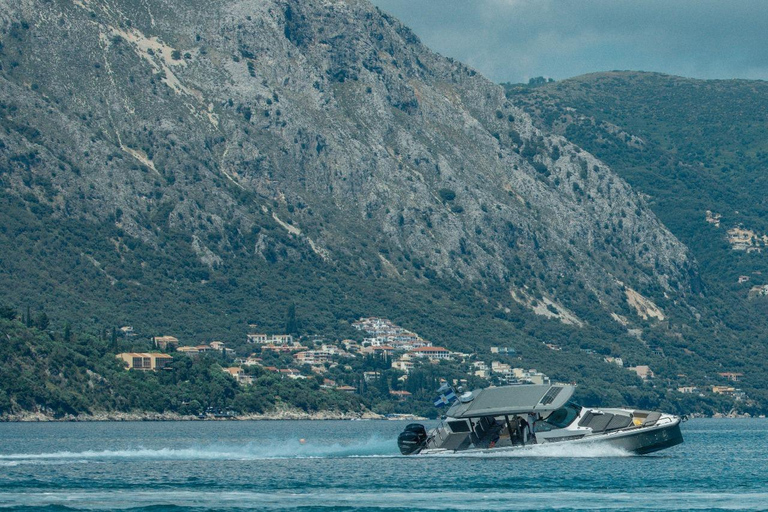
370 0 768 83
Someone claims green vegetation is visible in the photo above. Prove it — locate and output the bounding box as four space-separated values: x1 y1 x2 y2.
0 317 361 418
1 0 766 419
504 72 768 411
1 171 766 416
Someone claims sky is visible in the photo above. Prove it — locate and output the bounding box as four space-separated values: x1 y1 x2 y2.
370 0 768 84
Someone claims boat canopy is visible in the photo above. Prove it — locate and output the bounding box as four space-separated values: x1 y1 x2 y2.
445 384 575 418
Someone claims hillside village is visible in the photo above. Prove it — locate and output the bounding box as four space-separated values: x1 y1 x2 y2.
114 317 751 413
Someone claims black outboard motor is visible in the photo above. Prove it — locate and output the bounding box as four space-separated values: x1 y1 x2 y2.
397 423 427 455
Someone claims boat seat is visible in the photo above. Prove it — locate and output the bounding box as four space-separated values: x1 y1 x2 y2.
440 432 471 451
578 411 595 427
583 413 614 433
643 412 661 426
605 414 632 431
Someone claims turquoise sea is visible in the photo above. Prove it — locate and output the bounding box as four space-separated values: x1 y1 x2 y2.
0 418 766 511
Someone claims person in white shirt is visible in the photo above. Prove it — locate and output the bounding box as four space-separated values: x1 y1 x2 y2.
525 413 539 444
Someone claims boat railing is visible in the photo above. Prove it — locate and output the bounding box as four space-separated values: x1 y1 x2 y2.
616 414 677 433
654 415 676 426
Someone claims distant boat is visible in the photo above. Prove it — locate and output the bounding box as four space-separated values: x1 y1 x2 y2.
397 384 683 455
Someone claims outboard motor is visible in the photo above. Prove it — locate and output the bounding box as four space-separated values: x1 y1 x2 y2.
397 423 427 455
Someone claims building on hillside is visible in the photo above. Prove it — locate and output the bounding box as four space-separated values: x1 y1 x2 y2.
629 365 654 380
154 336 179 350
712 385 737 395
391 355 415 374
341 339 361 353
222 366 253 385
677 386 700 394
294 349 333 366
176 341 232 357
449 351 471 362
372 345 395 358
353 317 431 350
490 346 516 355
176 346 200 356
116 352 173 371
408 346 450 360
261 343 307 353
279 368 305 379
491 361 511 373
247 334 294 345
390 390 412 400
363 371 380 382
511 368 550 385
120 326 136 337
718 372 744 382
604 356 624 367
335 385 356 393
235 356 262 366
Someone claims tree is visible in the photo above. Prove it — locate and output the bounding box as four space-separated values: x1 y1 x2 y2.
0 305 15 320
64 322 72 343
34 312 49 331
438 188 456 202
285 303 298 335
25 305 31 328
111 327 118 352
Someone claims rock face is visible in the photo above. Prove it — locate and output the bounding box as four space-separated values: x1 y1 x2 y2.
0 0 695 327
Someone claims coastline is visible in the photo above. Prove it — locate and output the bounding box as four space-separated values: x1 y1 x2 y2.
1 410 756 422
0 408 392 422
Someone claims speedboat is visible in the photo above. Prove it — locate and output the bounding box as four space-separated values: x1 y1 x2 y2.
397 384 683 455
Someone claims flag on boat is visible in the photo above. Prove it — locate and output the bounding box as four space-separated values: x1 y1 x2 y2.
433 389 457 407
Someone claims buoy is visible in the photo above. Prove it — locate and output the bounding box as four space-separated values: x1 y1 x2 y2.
299 438 306 444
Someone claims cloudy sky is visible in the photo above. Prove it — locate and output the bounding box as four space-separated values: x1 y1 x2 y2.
370 0 768 84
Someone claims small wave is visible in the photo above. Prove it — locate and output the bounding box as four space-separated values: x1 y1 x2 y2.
0 437 635 464
3 490 768 511
0 437 398 463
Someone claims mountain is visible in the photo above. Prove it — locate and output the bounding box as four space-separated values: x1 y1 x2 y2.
505 72 768 399
0 1 764 413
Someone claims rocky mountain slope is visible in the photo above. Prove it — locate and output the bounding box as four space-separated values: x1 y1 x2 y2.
1 1 762 410
1 0 693 316
506 74 768 341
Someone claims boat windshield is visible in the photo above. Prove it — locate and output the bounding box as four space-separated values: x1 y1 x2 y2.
542 401 582 429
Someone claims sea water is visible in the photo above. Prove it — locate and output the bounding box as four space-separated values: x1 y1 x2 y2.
0 418 766 511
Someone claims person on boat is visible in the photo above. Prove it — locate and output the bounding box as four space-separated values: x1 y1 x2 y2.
518 416 530 446
525 412 539 444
